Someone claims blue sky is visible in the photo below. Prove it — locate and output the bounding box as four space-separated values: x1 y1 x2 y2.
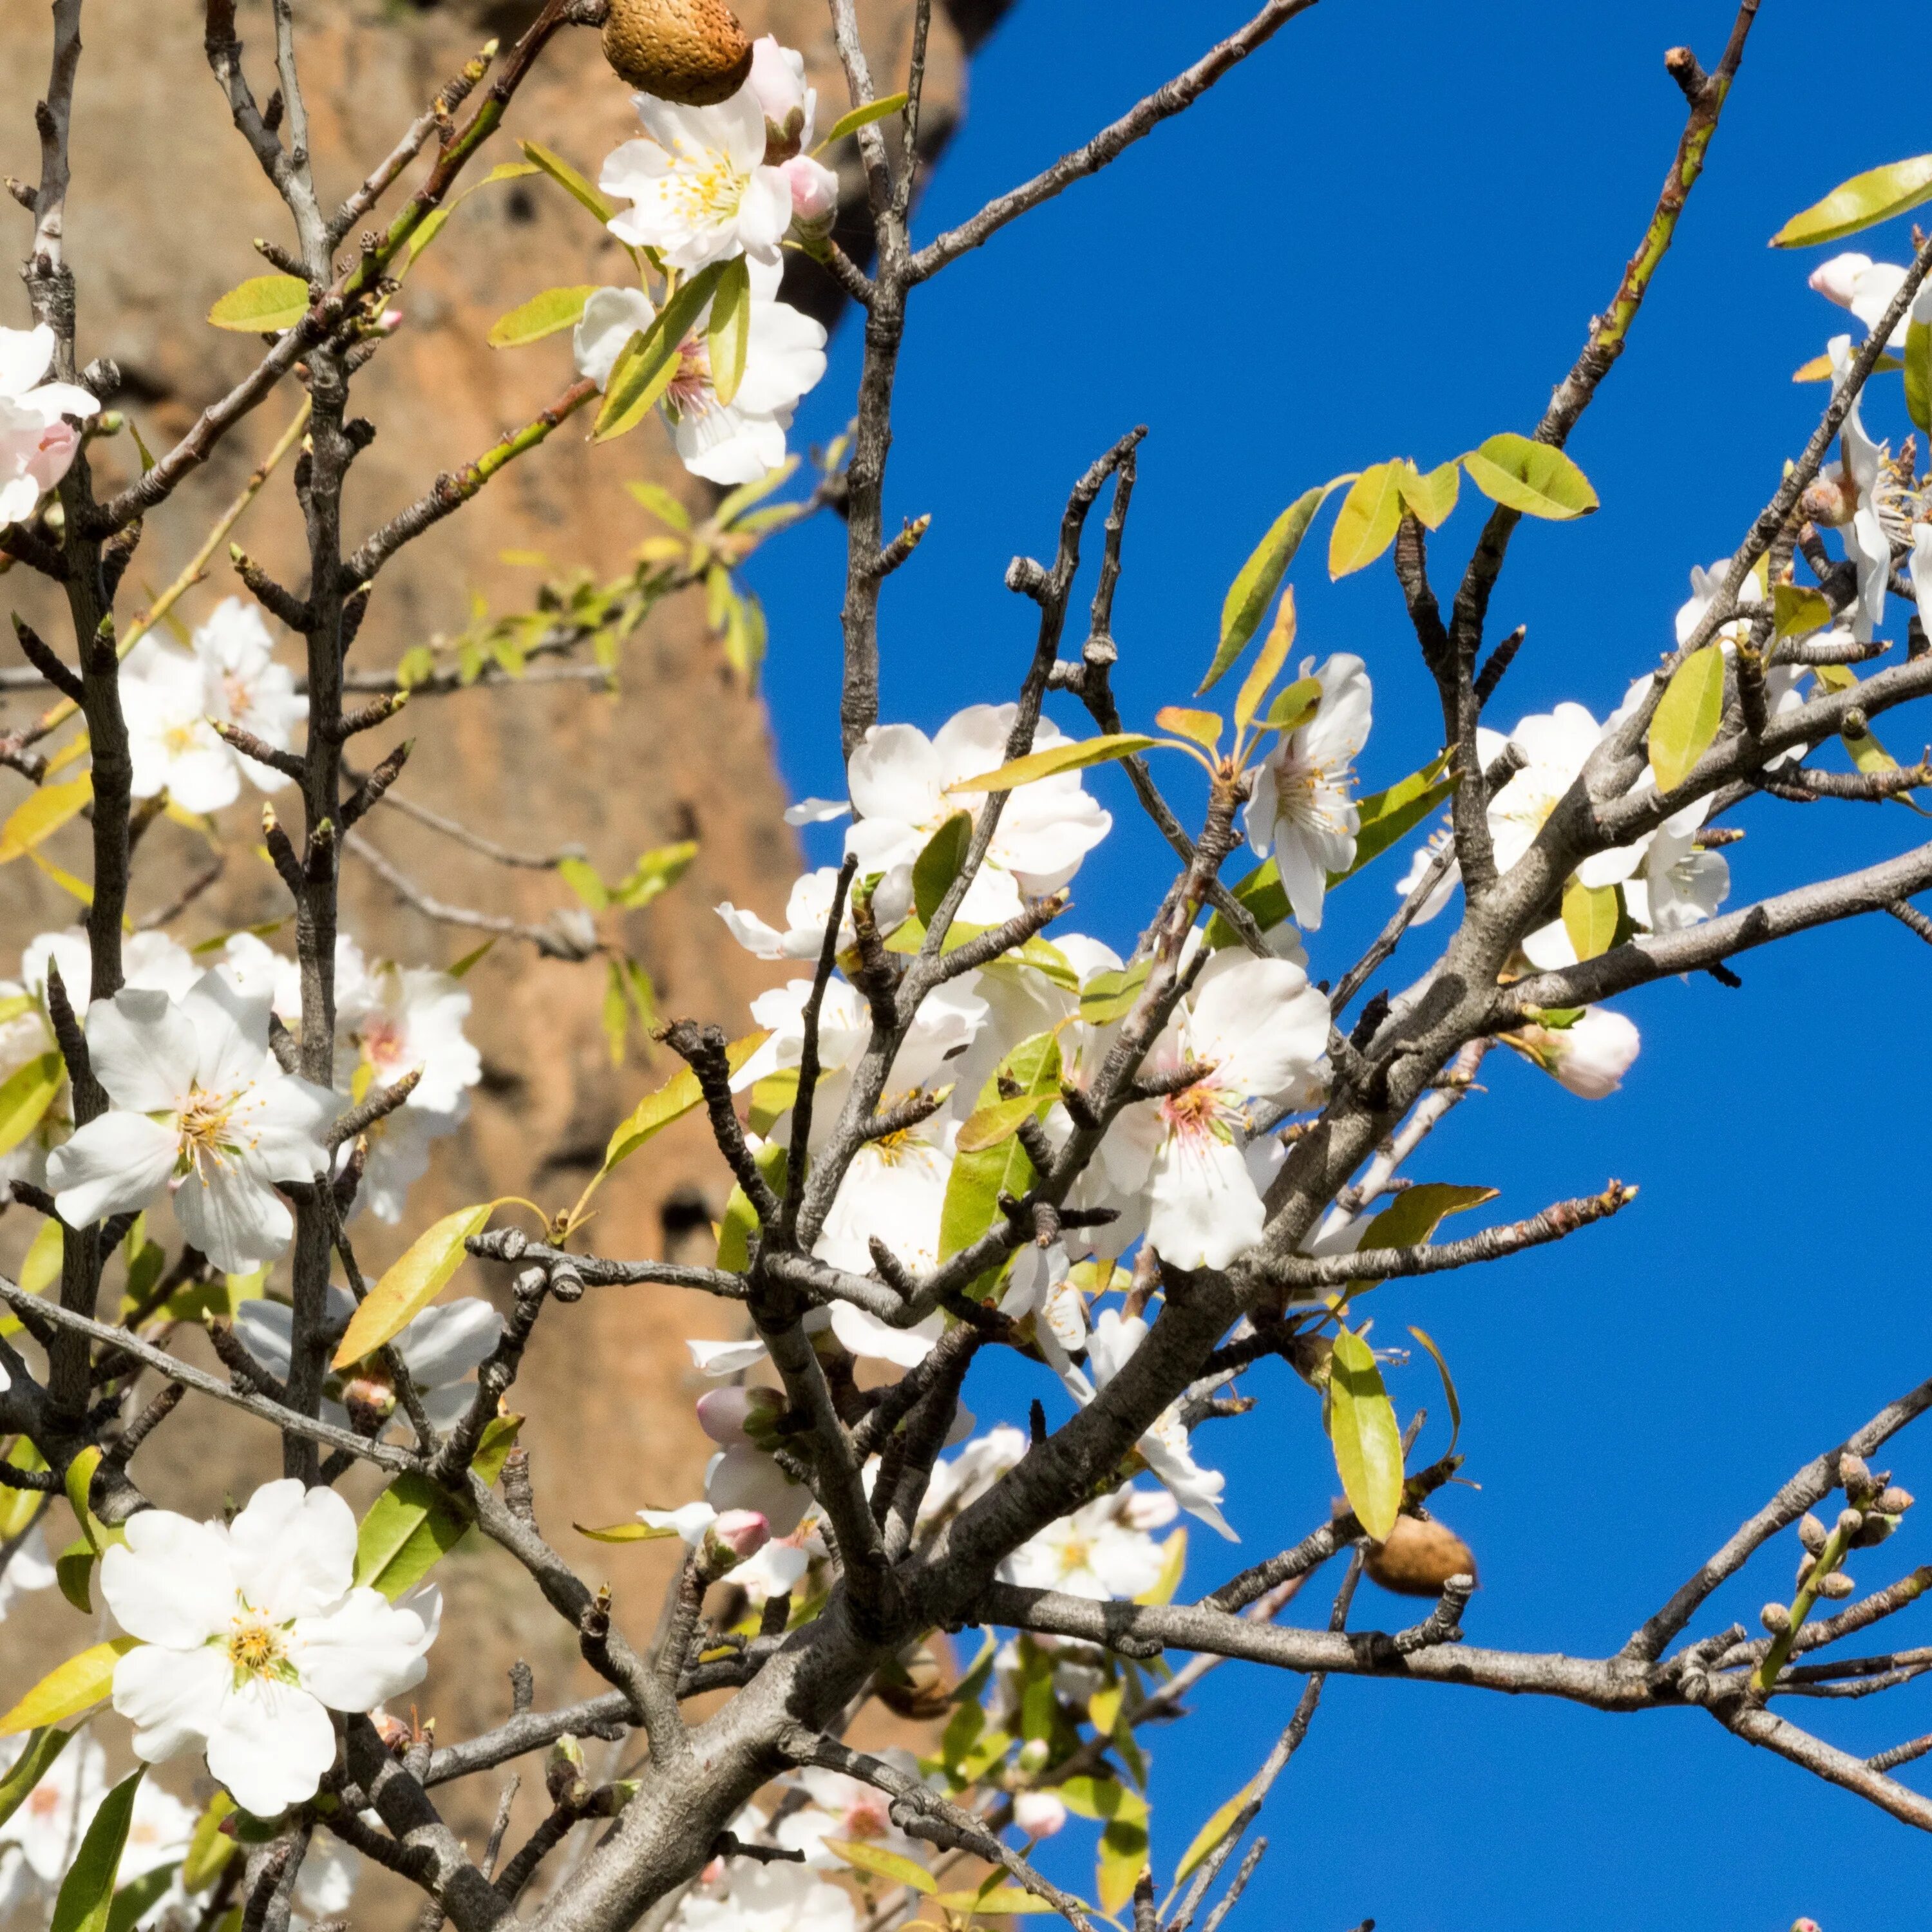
743 3 1932 1924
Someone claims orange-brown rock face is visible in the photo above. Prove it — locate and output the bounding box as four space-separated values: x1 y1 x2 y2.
0 0 1000 1912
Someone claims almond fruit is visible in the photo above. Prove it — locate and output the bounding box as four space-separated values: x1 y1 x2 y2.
1363 1513 1477 1598
601 0 753 107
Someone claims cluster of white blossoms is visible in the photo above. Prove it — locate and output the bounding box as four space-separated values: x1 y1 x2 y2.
573 36 829 484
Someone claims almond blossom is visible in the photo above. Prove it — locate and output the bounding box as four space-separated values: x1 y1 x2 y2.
1506 1005 1640 1099
1243 651 1373 931
999 1484 1176 1599
100 1479 439 1815
45 974 336 1273
0 325 99 529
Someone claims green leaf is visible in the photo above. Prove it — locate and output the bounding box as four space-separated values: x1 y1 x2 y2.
1327 461 1406 578
56 1539 95 1615
824 1840 934 1893
1350 1184 1497 1291
603 1031 767 1175
955 1091 1054 1154
106 1863 179 1932
1397 457 1461 530
206 276 308 333
714 456 800 528
0 1730 71 1830
1649 643 1725 792
938 1032 1061 1267
1153 706 1222 755
518 140 621 225
593 262 725 443
486 285 598 349
558 855 609 912
1233 589 1297 731
0 1051 62 1159
0 1640 137 1738
50 1768 141 1932
1077 961 1150 1025
573 1520 683 1544
1175 1779 1256 1884
913 812 974 924
626 480 691 530
1408 1324 1463 1457
929 1888 1057 1915
1562 878 1620 963
1327 1325 1403 1540
180 1795 236 1893
1259 674 1322 736
0 1440 49 1542
447 938 496 980
611 839 698 910
1341 750 1456 882
1772 153 1932 248
819 93 909 149
0 775 93 864
1772 582 1832 639
1907 319 1932 437
714 1139 788 1273
1057 1776 1148 1825
707 256 751 407
353 1415 523 1597
945 734 1155 795
1204 478 1349 692
1096 1817 1150 1917
332 1204 495 1367
1461 433 1598 520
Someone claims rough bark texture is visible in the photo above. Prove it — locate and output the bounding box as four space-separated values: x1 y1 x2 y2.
0 0 1004 1910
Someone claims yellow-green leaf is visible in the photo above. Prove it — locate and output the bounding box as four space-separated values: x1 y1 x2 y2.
1327 1325 1403 1540
1077 961 1150 1025
1906 319 1932 436
707 256 751 407
0 1052 62 1159
0 776 92 864
1408 1324 1463 1457
106 1862 180 1932
558 855 608 911
627 480 691 530
819 93 909 149
1058 1776 1148 1825
1153 706 1222 755
0 1641 137 1735
603 1031 767 1174
955 1091 1054 1154
913 812 974 925
1397 457 1461 530
486 285 598 349
1562 878 1620 962
825 1840 934 1893
1461 433 1598 520
0 1730 71 1830
0 1439 50 1540
1772 582 1832 639
352 1415 522 1597
50 1768 141 1932
207 276 308 333
520 140 619 225
1772 153 1932 249
180 1794 236 1893
332 1204 495 1367
929 1888 1057 1915
1350 1182 1499 1291
1327 461 1406 578
1175 1779 1256 1884
593 262 725 443
1233 589 1296 731
573 1520 683 1543
1649 643 1725 792
1260 674 1322 736
945 734 1155 795
1095 1817 1149 1917
1203 478 1350 692
938 1032 1061 1267
1132 1526 1186 1607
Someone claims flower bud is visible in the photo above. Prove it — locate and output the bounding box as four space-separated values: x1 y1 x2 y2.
1790 1920 1821 1932
696 1384 785 1448
1016 1738 1050 1774
1511 1007 1640 1100
1851 1511 1899 1549
1759 1602 1792 1634
1807 252 1871 309
748 37 812 161
1013 1792 1068 1841
1879 1487 1914 1516
371 1710 412 1754
1794 1557 1815 1591
1837 1507 1865 1539
700 1508 770 1577
1838 1454 1870 1494
547 1735 589 1806
586 1779 640 1817
782 155 840 236
1797 1512 1828 1554
341 1368 397 1434
1815 1570 1855 1599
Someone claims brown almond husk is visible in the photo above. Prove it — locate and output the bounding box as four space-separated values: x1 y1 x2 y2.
1363 1513 1477 1598
602 0 753 106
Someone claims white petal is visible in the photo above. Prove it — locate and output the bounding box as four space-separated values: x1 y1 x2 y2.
1146 1130 1265 1271
1186 953 1329 1101
101 1511 234 1645
291 1587 435 1710
47 1111 178 1229
397 1298 502 1386
86 988 196 1112
206 1676 337 1814
716 902 786 959
687 1336 770 1376
706 1444 810 1535
227 1479 356 1622
112 1643 228 1766
783 797 850 826
826 1300 943 1368
173 1159 294 1274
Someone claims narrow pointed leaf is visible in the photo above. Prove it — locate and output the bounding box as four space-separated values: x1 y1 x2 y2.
1907 319 1932 436
1 776 93 864
956 1091 1054 1153
1408 1325 1463 1457
180 1795 236 1893
945 734 1155 795
1327 1326 1403 1540
1349 1183 1498 1291
1259 674 1322 735
1328 461 1406 578
50 1768 142 1932
106 1864 179 1932
332 1204 495 1367
939 1034 1060 1265
0 1052 62 1159
706 256 751 407
352 1415 523 1596
929 1888 1057 1915
603 1031 768 1173
1461 434 1598 520
486 285 598 349
0 1730 71 1830
574 1520 683 1543
1649 643 1725 791
913 811 974 923
825 1840 934 1893
1096 1818 1150 1916
1175 1779 1257 1884
1204 478 1350 692
1772 583 1832 639
0 1641 137 1736
1153 706 1222 754
519 139 619 225
819 93 909 149
593 261 724 443
1233 589 1296 730
1562 878 1620 961
1771 154 1932 248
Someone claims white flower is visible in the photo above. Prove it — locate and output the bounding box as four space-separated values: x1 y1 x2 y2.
674 1859 857 1932
1000 1489 1171 1600
845 705 1112 923
638 1501 726 1545
773 1759 926 1871
572 260 827 485
0 325 99 529
706 1444 811 1535
193 598 307 790
1392 825 1461 924
122 636 245 814
337 958 479 1117
1912 524 1932 641
717 867 867 961
814 1107 956 1290
45 973 336 1273
999 1242 1087 1364
1243 652 1373 931
0 1522 56 1622
1507 1005 1640 1099
600 81 793 272
1826 334 1893 645
1102 951 1328 1271
23 927 200 1013
687 1335 773 1378
824 1296 945 1367
1807 254 1932 350
918 1425 1028 1530
1622 822 1728 934
235 1287 502 1432
101 1479 439 1816
746 37 814 155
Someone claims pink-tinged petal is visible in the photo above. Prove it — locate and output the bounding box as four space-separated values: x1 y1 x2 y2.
1146 1130 1265 1271
227 1479 355 1622
290 1587 435 1711
46 1111 179 1229
173 1158 294 1274
736 168 793 258
85 989 196 1111
112 1643 228 1766
102 1510 235 1645
207 1676 337 1815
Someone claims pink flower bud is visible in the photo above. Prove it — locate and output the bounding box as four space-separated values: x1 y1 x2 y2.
782 155 840 233
1807 252 1871 310
702 1508 770 1573
1012 1792 1067 1840
696 1384 784 1448
750 37 811 161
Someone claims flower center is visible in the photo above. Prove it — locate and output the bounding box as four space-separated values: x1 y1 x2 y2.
1159 1077 1234 1147
361 1018 406 1071
665 335 714 420
175 1083 244 1173
223 1609 294 1689
1271 750 1354 831
662 140 750 231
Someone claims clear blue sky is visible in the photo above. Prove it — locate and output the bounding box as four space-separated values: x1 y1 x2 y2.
744 3 1932 1923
